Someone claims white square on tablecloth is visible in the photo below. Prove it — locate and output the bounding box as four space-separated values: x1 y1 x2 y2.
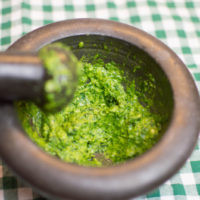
18 188 33 200
180 173 195 185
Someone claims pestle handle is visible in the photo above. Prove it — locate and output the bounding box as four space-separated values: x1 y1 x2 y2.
0 43 79 112
0 52 45 102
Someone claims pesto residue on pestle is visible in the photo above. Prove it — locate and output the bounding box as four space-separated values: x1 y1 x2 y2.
16 45 165 167
39 43 79 112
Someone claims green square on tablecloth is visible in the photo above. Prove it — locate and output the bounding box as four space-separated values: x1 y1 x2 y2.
127 1 136 8
182 47 192 54
196 31 200 37
1 7 12 15
152 14 162 21
172 15 182 21
185 2 194 8
64 5 74 11
107 2 116 8
22 17 32 25
188 64 197 69
0 178 3 189
177 30 186 38
191 161 200 173
2 177 18 190
194 73 200 81
196 184 200 195
21 2 31 10
167 2 176 8
109 17 119 22
172 184 186 195
86 4 95 11
1 21 11 30
148 0 157 7
130 16 140 23
155 30 166 38
147 189 160 197
44 20 53 25
191 16 200 23
0 36 11 46
43 5 52 12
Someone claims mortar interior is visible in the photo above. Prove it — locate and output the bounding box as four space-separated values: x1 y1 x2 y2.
59 34 173 121
17 34 174 167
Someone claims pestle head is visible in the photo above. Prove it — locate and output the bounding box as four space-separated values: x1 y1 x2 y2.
39 43 80 112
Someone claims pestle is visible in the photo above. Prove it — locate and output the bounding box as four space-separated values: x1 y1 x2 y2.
0 43 79 112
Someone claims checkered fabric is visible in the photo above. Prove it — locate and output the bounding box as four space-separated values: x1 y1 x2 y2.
0 0 200 199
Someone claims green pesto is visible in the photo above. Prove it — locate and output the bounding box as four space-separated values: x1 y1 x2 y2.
39 43 79 112
16 53 164 167
78 41 84 48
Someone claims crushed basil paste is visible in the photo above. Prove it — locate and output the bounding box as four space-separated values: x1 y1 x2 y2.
16 45 164 167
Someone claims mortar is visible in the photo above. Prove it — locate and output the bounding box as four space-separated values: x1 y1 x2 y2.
0 19 199 200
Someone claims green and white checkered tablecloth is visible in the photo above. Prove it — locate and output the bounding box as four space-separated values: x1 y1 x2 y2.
0 0 200 199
